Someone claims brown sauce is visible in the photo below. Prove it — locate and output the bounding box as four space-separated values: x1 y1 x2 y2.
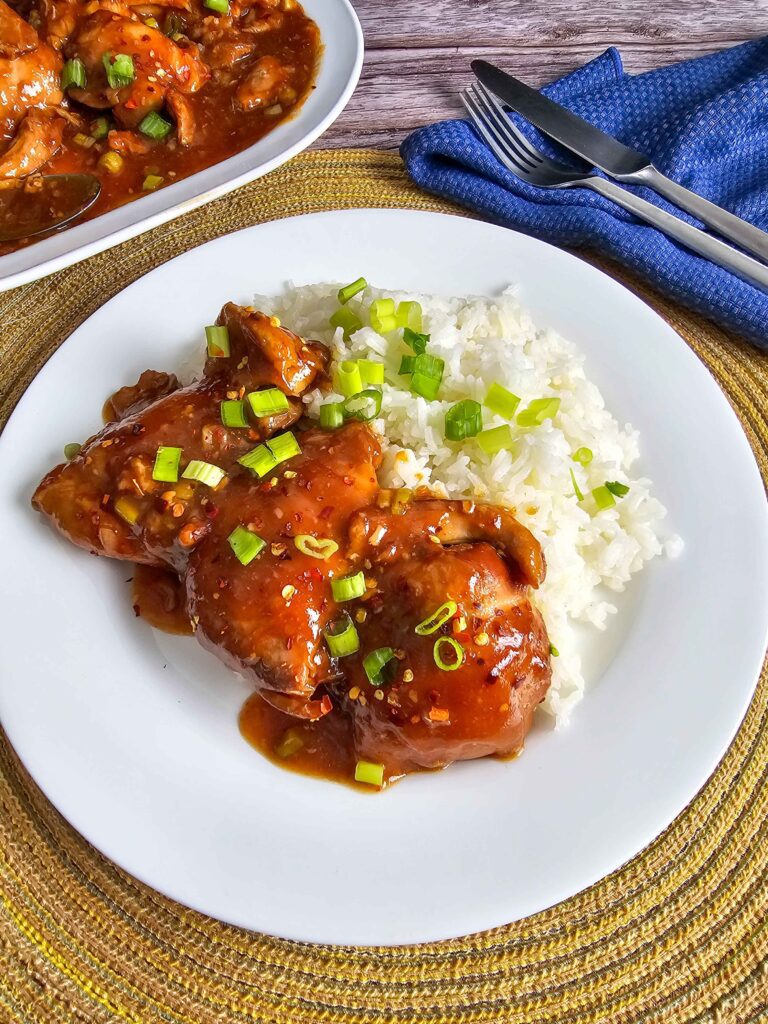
131 563 192 635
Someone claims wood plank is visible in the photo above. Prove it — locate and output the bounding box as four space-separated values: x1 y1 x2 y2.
318 39 759 149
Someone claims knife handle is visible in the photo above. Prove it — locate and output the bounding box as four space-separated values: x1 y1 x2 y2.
587 177 768 292
626 166 768 264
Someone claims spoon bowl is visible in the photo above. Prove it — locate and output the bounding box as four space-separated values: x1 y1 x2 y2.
0 173 100 243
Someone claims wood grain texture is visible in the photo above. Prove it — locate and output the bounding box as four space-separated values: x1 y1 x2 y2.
319 0 768 149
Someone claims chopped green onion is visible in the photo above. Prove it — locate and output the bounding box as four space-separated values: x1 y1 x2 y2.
343 388 382 423
64 442 81 461
165 10 184 35
484 382 521 420
182 459 225 487
295 535 339 560
98 150 123 174
73 132 94 149
329 305 363 337
228 525 265 565
103 52 135 89
605 480 630 498
569 467 584 502
331 571 365 602
415 600 458 636
403 327 429 354
238 444 277 478
152 445 182 483
337 277 367 304
411 372 441 400
445 399 482 441
61 58 86 91
396 301 423 333
355 759 384 788
363 647 397 687
592 485 616 511
550 644 560 657
248 387 289 417
220 399 249 428
325 615 360 658
205 324 230 358
203 0 229 12
90 116 110 140
114 497 140 525
369 298 396 334
433 636 464 672
357 359 384 386
477 424 513 455
517 397 561 427
266 430 301 465
399 355 416 375
334 360 363 398
276 728 303 758
572 447 593 466
319 402 344 429
138 111 172 140
142 174 164 191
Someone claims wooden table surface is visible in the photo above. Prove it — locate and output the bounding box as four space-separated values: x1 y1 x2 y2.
323 0 766 149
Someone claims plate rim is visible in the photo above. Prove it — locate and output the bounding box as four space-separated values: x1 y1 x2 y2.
1 208 767 945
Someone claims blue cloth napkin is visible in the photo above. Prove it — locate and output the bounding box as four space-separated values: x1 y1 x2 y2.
400 41 768 349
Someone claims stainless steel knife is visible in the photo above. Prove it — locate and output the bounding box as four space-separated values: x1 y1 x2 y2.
472 59 768 264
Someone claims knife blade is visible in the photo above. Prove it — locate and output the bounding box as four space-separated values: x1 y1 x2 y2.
471 59 768 263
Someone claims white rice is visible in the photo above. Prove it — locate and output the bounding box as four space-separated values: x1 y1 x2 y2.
253 282 682 725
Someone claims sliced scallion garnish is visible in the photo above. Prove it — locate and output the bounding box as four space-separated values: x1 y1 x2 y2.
396 301 422 333
337 277 367 304
182 459 225 487
204 0 229 12
433 635 464 671
238 444 277 477
138 110 173 139
517 397 560 427
103 52 135 89
329 305 363 338
205 324 230 358
570 467 584 502
228 525 266 565
325 615 360 658
357 359 384 386
363 647 397 687
484 382 521 420
90 116 110 140
114 497 140 525
64 442 82 461
399 355 416 375
445 399 482 441
331 571 365 602
319 402 344 429
354 760 384 787
142 174 164 191
335 360 363 398
605 481 630 497
220 399 249 428
403 327 429 354
592 485 616 511
406 353 444 401
477 424 513 455
294 535 339 560
343 388 382 423
61 58 86 91
572 446 593 466
415 600 458 636
369 298 396 335
267 430 301 465
152 445 182 482
276 728 304 758
248 387 289 417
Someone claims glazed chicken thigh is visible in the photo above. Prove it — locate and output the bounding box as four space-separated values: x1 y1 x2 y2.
33 304 552 784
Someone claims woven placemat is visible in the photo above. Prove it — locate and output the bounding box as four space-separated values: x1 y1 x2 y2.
1 149 766 1024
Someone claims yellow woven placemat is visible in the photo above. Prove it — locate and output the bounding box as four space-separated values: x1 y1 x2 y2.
1 149 767 1024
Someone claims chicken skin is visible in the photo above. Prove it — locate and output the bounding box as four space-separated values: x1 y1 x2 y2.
33 304 552 785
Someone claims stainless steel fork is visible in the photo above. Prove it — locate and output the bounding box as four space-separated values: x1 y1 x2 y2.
460 82 768 292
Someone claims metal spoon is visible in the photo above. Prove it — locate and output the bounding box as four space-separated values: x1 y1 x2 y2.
0 173 101 243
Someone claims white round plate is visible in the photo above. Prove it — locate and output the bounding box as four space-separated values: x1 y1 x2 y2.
1 211 766 946
0 0 363 292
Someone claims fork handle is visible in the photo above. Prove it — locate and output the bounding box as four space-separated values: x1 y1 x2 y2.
586 176 768 292
625 166 768 264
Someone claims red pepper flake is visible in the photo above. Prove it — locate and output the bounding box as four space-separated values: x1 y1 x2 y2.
319 505 334 519
101 493 110 506
319 693 333 715
124 100 137 110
